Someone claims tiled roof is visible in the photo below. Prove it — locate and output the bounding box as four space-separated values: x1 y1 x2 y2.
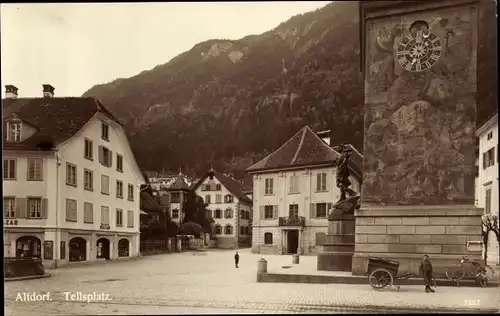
192 169 252 204
246 126 340 172
140 191 164 213
2 97 121 150
167 174 191 191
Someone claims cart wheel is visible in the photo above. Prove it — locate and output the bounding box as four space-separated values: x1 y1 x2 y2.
369 268 394 290
445 264 465 282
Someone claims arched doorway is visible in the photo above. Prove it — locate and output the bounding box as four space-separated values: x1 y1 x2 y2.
118 239 130 257
16 236 41 258
69 237 87 262
96 238 110 259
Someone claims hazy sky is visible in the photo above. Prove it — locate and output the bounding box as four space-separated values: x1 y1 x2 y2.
1 2 329 98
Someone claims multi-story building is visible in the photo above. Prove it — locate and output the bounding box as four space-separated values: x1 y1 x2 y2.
192 168 253 248
147 171 194 192
165 174 191 225
246 126 362 255
2 84 145 268
476 112 498 265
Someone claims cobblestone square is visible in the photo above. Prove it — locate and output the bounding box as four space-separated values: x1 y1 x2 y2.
4 249 499 315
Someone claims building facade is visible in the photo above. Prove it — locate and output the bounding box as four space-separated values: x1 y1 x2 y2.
247 126 362 255
192 168 253 248
476 112 499 265
2 84 145 268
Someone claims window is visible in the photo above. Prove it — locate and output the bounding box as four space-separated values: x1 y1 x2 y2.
116 209 123 226
99 146 113 167
84 169 93 191
289 175 299 193
101 175 110 195
225 225 233 235
7 121 21 142
27 158 43 181
172 209 179 218
84 138 93 160
240 226 244 235
264 205 275 219
225 208 233 218
315 203 328 218
483 147 496 169
289 204 299 217
101 206 110 225
116 180 123 198
171 193 180 203
485 188 492 214
84 202 93 223
215 194 222 203
116 154 123 172
127 184 134 201
216 184 221 190
214 224 222 235
316 172 327 191
487 131 493 140
65 199 77 222
66 163 77 186
215 209 222 219
3 159 16 180
205 195 211 204
264 178 274 195
264 232 273 245
28 197 42 219
101 122 109 141
224 194 234 203
3 197 16 218
207 209 212 218
127 210 134 227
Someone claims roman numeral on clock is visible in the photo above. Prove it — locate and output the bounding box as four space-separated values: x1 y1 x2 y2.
433 45 442 51
397 50 410 56
430 53 440 60
424 61 431 69
416 63 422 72
404 62 413 71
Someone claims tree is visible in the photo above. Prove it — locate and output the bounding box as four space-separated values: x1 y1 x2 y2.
482 214 499 264
182 191 214 233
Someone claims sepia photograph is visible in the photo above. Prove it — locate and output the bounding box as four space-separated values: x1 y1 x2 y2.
2 1 499 314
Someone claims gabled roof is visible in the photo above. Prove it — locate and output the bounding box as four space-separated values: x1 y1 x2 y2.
167 174 191 191
140 191 164 214
2 97 121 150
246 126 340 173
192 169 252 204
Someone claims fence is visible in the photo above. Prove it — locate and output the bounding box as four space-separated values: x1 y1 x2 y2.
140 239 169 255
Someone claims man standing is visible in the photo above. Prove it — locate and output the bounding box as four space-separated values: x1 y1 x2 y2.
419 255 435 293
234 251 239 268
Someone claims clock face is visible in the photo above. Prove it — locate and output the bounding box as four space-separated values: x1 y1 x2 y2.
395 30 443 72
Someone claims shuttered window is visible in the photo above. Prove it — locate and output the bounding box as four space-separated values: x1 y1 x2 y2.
289 175 299 193
84 169 93 190
127 210 134 228
14 197 47 219
127 184 134 201
84 202 93 223
98 146 113 167
264 178 274 195
28 197 43 219
262 205 277 219
116 209 123 226
66 163 77 186
3 197 16 218
116 180 123 198
101 175 110 195
65 199 77 222
101 206 110 225
316 173 327 191
3 159 16 180
27 158 43 181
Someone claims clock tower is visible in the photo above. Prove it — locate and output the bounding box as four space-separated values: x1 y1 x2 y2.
354 0 483 276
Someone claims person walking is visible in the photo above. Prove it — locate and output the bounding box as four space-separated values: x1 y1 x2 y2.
234 251 239 268
419 254 435 293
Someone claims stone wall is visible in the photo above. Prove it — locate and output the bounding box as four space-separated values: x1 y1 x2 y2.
352 206 483 276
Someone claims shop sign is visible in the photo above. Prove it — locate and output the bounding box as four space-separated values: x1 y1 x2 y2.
100 224 110 230
4 219 18 226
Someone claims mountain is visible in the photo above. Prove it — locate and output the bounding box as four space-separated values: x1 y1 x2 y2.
82 1 497 179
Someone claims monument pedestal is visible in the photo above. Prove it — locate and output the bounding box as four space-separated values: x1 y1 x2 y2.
352 205 483 277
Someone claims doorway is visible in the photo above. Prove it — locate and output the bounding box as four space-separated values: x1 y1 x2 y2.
96 238 110 259
287 230 299 254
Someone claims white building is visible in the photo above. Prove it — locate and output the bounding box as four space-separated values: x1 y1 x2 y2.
192 168 253 248
246 126 362 255
476 112 499 265
2 84 145 268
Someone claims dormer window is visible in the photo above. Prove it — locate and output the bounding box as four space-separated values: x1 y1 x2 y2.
7 121 21 142
101 122 109 141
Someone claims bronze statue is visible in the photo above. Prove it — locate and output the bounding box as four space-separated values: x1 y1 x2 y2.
335 144 356 202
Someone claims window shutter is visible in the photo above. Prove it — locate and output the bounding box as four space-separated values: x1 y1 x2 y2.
109 150 113 167
16 197 27 218
273 205 278 219
99 146 104 164
316 174 320 191
310 203 316 218
42 198 48 218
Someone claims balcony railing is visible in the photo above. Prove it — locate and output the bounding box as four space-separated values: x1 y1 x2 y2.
278 216 305 227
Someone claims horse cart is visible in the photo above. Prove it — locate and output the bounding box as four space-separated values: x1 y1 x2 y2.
366 257 420 290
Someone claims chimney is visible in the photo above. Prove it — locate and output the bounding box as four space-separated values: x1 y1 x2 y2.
316 130 331 146
5 85 18 99
42 84 55 98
